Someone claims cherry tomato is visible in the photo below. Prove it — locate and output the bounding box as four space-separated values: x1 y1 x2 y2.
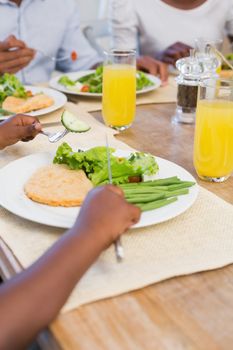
71 51 78 61
81 85 90 92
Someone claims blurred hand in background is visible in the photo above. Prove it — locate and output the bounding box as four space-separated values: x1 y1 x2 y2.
137 56 169 83
0 35 35 75
156 42 192 66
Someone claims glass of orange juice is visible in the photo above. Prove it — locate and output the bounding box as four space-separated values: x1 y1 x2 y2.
102 50 136 131
193 78 233 182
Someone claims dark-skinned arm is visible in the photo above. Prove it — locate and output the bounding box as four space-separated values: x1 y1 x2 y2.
0 185 141 350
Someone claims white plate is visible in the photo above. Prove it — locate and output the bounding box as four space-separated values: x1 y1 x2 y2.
49 70 161 98
0 151 198 229
0 86 67 120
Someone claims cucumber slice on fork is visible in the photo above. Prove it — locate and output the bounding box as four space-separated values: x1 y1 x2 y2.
61 110 91 132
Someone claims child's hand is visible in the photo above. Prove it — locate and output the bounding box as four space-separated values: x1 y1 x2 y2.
73 185 141 250
0 114 41 149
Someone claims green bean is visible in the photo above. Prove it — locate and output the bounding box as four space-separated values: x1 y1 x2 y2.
137 197 178 212
126 193 166 204
164 188 189 198
120 176 181 187
120 176 195 212
126 188 188 203
121 178 195 189
167 182 195 191
123 186 169 194
121 185 167 189
124 191 165 198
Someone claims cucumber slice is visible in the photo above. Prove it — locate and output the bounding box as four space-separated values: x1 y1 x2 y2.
61 110 91 133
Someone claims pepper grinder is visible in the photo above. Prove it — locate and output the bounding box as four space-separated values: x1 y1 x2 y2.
172 54 203 124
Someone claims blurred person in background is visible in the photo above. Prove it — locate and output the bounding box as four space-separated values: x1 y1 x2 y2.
0 0 102 84
110 0 233 66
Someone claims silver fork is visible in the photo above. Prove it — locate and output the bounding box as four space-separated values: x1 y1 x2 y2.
105 134 124 262
40 129 69 143
37 49 76 62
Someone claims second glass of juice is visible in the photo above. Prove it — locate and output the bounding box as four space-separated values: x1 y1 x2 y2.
193 78 233 182
102 50 136 131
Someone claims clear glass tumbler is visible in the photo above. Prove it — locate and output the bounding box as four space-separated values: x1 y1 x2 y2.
195 37 223 76
102 50 136 131
193 78 233 182
195 37 223 53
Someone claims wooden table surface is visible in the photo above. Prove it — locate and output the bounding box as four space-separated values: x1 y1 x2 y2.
50 103 233 350
1 103 233 350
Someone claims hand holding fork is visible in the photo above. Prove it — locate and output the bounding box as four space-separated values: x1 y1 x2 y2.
0 35 78 76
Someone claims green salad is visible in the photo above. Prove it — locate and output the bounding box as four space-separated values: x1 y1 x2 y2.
53 143 195 212
53 143 159 186
0 73 27 107
58 66 154 94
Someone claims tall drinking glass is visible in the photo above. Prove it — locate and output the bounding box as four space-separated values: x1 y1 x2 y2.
193 78 233 182
195 38 223 75
102 50 136 131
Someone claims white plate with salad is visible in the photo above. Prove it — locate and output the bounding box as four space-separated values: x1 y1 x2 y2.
21 86 67 118
0 146 198 229
49 67 161 97
0 74 67 120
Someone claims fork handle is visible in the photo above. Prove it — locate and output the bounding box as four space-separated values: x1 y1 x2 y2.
114 238 124 262
40 130 51 137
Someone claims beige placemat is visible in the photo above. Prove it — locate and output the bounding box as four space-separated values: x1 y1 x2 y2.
1 186 233 313
1 103 233 314
65 77 177 113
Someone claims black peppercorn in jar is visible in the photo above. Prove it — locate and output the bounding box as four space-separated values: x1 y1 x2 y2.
177 84 198 110
172 56 203 124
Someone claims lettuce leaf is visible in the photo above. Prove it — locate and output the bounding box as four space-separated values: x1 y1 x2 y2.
136 71 154 91
0 73 27 106
58 66 154 94
58 76 76 87
128 152 159 175
53 143 159 185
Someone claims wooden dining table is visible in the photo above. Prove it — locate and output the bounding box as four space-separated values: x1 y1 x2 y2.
1 102 233 350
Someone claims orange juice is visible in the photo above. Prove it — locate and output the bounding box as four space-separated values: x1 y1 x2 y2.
102 64 136 129
194 99 233 178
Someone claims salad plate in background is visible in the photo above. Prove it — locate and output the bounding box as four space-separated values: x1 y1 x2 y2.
49 67 161 97
20 86 67 118
0 148 198 229
0 74 67 120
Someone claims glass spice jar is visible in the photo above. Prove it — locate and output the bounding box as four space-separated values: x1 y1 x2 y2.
173 56 203 124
